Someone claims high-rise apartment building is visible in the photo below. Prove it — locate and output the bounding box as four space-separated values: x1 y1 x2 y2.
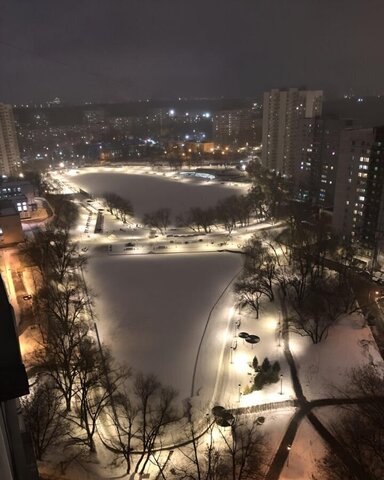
261 88 323 177
296 116 353 207
0 104 21 177
213 109 257 146
332 127 384 244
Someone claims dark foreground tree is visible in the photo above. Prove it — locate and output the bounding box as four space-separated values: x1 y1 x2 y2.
288 277 345 344
21 382 68 460
172 409 268 480
103 373 178 475
317 365 384 480
34 278 90 412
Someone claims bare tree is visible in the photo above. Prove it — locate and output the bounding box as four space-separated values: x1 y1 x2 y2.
68 340 121 453
102 373 178 475
33 278 90 411
172 411 268 480
317 366 384 480
21 382 68 460
219 417 268 480
20 227 86 283
103 192 133 223
133 373 178 475
235 275 268 319
143 208 172 234
289 275 352 344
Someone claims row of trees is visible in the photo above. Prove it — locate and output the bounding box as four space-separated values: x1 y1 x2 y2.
235 212 359 343
102 192 134 223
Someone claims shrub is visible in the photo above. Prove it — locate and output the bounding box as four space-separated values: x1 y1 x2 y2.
252 356 259 371
261 357 271 372
252 358 281 391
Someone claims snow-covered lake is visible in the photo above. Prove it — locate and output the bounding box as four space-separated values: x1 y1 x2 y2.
69 171 243 218
86 253 242 402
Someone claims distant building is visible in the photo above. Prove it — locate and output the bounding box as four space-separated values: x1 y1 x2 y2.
0 104 21 177
0 275 38 479
0 200 24 245
213 109 257 147
261 88 323 177
0 181 35 219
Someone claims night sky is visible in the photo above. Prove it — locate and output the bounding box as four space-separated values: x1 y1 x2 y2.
1 0 383 103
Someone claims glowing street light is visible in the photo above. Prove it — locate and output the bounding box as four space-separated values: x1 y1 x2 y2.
287 444 292 467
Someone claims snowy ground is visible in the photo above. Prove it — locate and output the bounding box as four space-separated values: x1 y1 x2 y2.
279 417 325 480
85 252 242 403
212 295 295 410
290 312 383 400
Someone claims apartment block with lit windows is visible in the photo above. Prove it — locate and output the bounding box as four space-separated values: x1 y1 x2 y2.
261 88 323 177
0 104 21 177
332 127 384 243
295 116 354 206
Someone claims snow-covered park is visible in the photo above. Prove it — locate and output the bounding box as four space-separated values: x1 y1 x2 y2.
48 167 384 479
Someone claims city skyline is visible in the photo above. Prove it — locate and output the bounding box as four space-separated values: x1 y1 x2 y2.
1 0 384 103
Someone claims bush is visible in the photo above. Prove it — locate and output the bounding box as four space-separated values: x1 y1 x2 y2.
252 355 259 371
252 358 281 391
261 357 271 372
253 373 265 391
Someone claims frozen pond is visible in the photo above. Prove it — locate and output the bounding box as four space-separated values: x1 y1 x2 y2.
69 171 244 218
86 253 242 401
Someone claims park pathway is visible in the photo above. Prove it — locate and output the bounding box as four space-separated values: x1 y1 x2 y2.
263 292 372 480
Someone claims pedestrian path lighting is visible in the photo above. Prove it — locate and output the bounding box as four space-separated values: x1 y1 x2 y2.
280 374 283 395
287 444 291 467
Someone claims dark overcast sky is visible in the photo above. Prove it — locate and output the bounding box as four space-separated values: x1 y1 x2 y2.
0 0 383 103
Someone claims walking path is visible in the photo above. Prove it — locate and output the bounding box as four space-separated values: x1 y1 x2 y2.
264 292 375 480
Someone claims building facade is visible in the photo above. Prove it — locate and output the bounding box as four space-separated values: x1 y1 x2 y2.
0 104 21 177
213 109 257 147
0 181 35 219
0 200 25 245
332 127 375 241
296 116 354 206
261 88 323 177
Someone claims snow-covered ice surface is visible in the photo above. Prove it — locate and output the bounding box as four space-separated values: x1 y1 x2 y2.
290 312 383 400
69 170 244 218
85 252 243 403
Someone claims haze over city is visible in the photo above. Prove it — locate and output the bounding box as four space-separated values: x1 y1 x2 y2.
2 0 384 103
1 1 384 480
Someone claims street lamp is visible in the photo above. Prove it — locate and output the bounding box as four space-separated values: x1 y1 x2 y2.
287 444 291 467
238 383 242 402
230 346 233 364
280 374 283 395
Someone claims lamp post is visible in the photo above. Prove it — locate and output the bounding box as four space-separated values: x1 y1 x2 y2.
238 383 242 402
287 444 291 467
280 374 283 395
230 346 233 364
